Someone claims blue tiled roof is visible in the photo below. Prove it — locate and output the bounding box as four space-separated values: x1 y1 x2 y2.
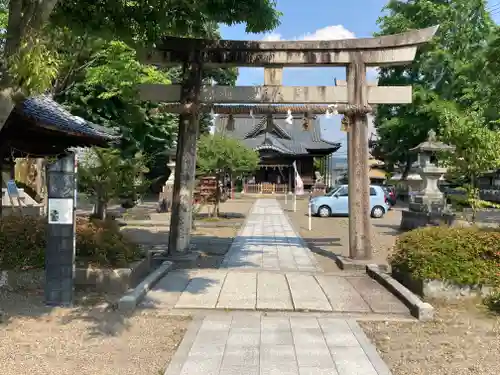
19 96 119 141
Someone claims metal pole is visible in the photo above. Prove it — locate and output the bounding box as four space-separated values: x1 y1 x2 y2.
308 201 312 231
293 191 297 212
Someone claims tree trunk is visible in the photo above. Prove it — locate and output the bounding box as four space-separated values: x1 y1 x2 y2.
214 173 221 218
94 199 107 220
470 174 477 223
401 155 412 180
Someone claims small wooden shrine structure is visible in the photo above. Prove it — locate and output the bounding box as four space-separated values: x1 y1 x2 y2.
0 95 117 213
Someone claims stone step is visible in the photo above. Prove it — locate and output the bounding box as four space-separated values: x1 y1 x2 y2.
143 269 411 316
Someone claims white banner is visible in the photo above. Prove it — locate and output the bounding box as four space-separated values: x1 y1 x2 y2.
292 161 304 195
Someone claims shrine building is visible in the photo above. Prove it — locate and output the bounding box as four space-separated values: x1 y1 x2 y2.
215 113 341 194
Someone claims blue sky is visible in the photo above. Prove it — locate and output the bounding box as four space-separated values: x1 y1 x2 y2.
219 0 500 158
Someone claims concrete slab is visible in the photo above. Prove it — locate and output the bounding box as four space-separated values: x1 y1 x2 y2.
347 276 409 314
257 272 294 310
140 269 191 309
286 274 332 312
175 271 227 309
315 275 371 313
217 272 257 310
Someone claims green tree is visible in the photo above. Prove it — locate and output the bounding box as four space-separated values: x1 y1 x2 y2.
56 40 177 158
433 101 500 221
0 0 281 131
78 148 150 220
373 0 494 176
197 134 259 216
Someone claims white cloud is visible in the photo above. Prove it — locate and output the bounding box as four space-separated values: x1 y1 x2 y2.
262 25 355 42
299 25 355 41
262 32 282 41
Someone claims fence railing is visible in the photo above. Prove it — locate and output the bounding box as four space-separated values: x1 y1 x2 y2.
243 183 289 194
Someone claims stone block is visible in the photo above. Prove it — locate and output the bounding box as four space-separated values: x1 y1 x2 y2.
0 257 151 294
392 268 494 300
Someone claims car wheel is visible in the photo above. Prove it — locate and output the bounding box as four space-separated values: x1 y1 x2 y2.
318 205 331 218
371 205 385 218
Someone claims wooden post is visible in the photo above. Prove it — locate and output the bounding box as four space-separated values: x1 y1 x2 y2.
346 56 372 259
167 55 203 255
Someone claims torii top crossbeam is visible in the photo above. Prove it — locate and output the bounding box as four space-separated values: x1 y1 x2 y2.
142 26 438 67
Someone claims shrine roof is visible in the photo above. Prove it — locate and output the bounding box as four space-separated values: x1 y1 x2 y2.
215 115 340 156
1 95 119 157
19 96 119 141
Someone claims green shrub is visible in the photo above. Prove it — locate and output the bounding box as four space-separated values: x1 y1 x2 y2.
484 291 500 313
76 217 141 267
391 226 500 287
0 215 142 270
391 226 500 312
0 216 46 270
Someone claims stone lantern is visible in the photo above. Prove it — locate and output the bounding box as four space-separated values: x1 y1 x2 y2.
408 129 455 212
165 146 177 188
400 130 456 230
157 144 177 213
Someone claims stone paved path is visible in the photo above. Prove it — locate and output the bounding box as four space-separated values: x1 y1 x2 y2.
221 199 319 271
165 315 392 375
146 198 411 375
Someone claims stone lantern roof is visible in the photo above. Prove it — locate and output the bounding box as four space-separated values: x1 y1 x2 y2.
410 129 455 152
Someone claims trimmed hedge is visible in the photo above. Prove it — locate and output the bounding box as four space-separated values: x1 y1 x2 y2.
391 226 500 312
0 215 142 270
391 226 500 287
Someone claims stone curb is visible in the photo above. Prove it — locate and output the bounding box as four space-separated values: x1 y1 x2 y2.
347 320 392 375
366 264 434 321
333 254 389 272
117 261 174 312
164 317 204 375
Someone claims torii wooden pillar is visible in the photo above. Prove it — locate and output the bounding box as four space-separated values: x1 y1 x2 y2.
139 26 438 259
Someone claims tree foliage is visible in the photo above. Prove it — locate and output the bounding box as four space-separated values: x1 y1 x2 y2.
78 148 150 220
373 0 495 175
50 0 281 44
0 0 281 120
197 134 259 176
197 134 259 216
430 102 500 220
55 39 177 159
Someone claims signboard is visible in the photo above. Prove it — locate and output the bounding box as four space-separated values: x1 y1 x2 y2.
48 198 74 224
6 180 19 197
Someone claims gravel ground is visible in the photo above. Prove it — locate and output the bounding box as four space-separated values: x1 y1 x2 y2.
279 197 402 266
0 289 190 375
0 199 255 375
360 300 500 375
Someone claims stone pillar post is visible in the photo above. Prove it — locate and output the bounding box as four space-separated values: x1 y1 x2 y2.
168 55 203 254
346 57 372 259
45 153 76 306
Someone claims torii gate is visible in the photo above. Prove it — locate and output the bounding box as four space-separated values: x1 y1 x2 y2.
139 26 438 260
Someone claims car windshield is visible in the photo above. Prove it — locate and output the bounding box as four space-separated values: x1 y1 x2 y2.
325 185 341 196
